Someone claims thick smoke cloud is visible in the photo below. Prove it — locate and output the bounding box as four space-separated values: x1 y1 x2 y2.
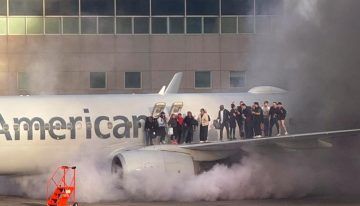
3 142 360 203
1 0 360 203
249 0 360 132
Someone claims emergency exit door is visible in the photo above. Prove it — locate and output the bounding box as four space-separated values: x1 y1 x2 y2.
169 102 183 115
152 102 166 118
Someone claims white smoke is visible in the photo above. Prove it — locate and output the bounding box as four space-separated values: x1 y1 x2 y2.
2 139 360 203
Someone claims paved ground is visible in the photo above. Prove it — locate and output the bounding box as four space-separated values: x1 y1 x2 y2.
2 196 360 206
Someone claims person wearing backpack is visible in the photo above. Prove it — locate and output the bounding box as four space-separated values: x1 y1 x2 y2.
198 108 210 143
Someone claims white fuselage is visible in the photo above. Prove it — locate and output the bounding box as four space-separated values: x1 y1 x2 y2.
0 93 286 174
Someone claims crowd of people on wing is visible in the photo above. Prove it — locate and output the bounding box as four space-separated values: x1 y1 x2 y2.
216 101 288 141
144 101 288 146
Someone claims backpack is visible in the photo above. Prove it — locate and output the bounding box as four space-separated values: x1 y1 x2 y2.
208 114 211 121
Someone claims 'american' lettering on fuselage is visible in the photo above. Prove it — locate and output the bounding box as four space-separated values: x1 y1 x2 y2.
0 109 147 141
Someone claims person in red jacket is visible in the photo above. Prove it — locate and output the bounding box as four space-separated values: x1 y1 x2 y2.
176 113 184 144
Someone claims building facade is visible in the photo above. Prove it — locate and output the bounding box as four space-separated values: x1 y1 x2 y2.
0 0 282 95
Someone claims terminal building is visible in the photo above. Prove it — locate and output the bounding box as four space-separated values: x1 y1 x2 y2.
0 0 282 95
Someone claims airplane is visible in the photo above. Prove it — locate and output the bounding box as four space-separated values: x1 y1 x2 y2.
0 72 359 178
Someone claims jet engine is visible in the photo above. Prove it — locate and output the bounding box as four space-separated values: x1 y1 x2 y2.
111 150 196 177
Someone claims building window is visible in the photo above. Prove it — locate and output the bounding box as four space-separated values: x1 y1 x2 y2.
63 17 79 34
221 17 237 33
256 0 283 15
221 0 254 15
81 17 97 34
195 71 211 88
230 71 245 87
186 17 201 34
8 17 25 35
9 0 43 16
90 72 106 89
204 17 219 33
116 0 150 16
238 17 254 33
152 17 167 34
125 72 141 89
151 0 184 15
134 17 149 34
116 17 132 34
26 17 44 34
81 0 114 16
45 17 61 34
0 0 6 16
169 17 184 34
45 0 79 16
98 17 114 34
0 17 6 35
186 0 219 15
18 72 30 90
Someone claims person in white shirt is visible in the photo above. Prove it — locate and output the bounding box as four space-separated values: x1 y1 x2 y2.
262 101 271 137
157 112 167 144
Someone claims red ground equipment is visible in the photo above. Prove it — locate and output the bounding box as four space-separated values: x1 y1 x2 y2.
47 166 78 206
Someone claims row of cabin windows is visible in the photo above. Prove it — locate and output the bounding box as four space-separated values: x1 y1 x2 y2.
0 0 283 16
2 121 112 132
17 71 246 90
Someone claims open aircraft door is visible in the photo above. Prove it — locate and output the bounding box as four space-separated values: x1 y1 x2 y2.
152 102 166 118
169 102 183 115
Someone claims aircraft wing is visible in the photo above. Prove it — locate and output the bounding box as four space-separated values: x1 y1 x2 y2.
179 129 360 151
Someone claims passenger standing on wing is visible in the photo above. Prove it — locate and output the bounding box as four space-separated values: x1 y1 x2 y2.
236 101 245 138
262 101 271 137
229 103 237 140
276 102 289 136
168 113 178 144
217 105 230 141
252 102 263 138
144 116 157 145
242 103 254 139
183 111 196 144
269 102 279 136
157 112 167 144
198 108 210 143
176 113 184 144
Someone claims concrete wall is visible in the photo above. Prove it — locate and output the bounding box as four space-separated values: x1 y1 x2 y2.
0 34 254 95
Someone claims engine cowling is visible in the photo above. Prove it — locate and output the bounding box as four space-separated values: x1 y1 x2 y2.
111 150 196 177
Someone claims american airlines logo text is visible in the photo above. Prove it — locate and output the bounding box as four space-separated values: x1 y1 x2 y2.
0 109 147 141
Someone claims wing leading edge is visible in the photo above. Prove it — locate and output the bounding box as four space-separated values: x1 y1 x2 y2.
180 129 360 151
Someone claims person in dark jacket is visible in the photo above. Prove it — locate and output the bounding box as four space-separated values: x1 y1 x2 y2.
229 103 237 140
217 105 230 141
252 102 263 138
145 116 157 145
269 102 279 136
182 111 196 144
168 113 178 144
276 102 288 136
241 103 254 139
236 101 245 138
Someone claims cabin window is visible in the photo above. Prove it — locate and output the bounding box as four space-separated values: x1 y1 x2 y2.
34 123 40 130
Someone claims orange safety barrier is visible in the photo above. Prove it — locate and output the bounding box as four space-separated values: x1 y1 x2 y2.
46 166 78 206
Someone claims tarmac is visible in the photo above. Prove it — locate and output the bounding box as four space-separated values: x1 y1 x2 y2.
2 196 360 206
